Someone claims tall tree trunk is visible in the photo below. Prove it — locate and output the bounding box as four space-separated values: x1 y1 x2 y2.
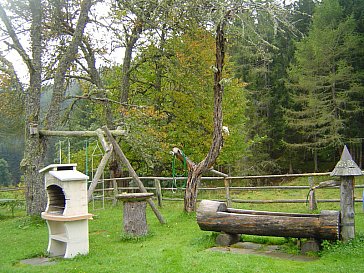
154 27 166 107
313 148 318 172
184 165 204 212
176 18 227 213
360 140 363 169
0 0 46 214
23 0 46 215
3 0 91 214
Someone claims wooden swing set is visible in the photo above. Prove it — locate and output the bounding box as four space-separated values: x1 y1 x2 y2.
31 124 165 224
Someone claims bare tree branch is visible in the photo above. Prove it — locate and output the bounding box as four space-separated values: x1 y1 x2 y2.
0 3 33 71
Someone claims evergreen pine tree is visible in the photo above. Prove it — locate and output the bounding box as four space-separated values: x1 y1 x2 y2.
285 0 361 171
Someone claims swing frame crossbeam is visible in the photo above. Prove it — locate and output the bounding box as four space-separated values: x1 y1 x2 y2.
38 129 126 137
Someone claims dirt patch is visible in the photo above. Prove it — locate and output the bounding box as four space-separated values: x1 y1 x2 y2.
209 242 318 262
20 257 57 266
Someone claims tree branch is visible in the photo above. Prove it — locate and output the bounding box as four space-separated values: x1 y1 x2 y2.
0 53 24 93
0 4 33 71
67 94 146 108
46 0 93 129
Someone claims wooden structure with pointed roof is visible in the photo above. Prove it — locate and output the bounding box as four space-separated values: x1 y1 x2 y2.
331 145 362 241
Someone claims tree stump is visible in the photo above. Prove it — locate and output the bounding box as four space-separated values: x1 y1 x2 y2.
116 193 154 237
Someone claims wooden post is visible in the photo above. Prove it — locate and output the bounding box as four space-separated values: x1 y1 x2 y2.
224 178 231 207
340 176 355 241
102 126 166 224
308 176 317 211
112 178 118 206
331 145 362 242
154 179 162 207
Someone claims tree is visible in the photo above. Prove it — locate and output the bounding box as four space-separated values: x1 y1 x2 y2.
338 0 364 167
169 0 294 212
229 0 316 175
175 18 226 212
285 0 362 171
0 0 92 214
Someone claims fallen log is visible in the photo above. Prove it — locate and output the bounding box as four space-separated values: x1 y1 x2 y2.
197 200 340 241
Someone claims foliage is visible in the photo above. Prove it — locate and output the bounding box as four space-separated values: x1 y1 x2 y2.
284 0 363 171
0 158 13 186
229 0 305 175
0 78 24 183
93 26 248 175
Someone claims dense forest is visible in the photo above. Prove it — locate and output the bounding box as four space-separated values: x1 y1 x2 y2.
0 0 363 190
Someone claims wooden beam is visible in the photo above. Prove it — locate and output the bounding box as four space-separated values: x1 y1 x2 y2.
87 128 113 202
87 148 113 202
95 128 111 152
39 129 126 137
209 168 228 177
102 126 166 224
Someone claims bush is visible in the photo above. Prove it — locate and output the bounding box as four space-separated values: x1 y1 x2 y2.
0 158 13 186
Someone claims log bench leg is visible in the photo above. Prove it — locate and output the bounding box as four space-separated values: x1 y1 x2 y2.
216 232 241 246
300 239 320 254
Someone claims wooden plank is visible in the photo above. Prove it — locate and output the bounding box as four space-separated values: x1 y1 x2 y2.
41 212 93 221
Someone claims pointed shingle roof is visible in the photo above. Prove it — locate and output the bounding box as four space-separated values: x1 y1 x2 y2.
331 145 362 177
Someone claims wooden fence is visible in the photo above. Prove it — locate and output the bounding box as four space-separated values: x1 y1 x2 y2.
94 172 364 208
2 172 364 209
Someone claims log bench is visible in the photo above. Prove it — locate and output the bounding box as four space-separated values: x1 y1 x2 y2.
197 200 340 251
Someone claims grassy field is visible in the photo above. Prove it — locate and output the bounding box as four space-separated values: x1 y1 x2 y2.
1 180 364 273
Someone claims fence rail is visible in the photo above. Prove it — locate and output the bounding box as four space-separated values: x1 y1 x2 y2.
0 187 25 192
2 172 364 207
92 173 364 207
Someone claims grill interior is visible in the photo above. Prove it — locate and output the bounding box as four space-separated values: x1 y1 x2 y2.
47 185 66 214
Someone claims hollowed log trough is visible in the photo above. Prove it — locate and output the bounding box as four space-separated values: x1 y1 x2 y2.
197 200 340 242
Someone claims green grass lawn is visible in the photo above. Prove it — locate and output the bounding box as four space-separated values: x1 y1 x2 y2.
1 198 364 273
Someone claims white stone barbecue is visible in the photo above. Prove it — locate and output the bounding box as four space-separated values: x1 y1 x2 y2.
40 164 92 258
